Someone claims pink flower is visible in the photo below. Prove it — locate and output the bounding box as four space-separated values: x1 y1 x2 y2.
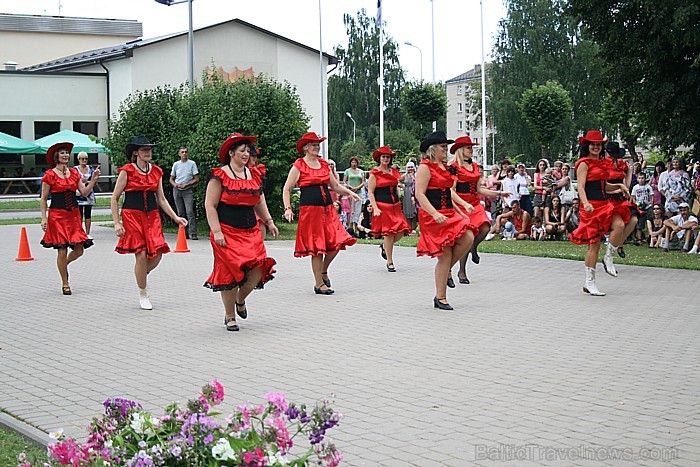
264 393 288 412
267 416 293 453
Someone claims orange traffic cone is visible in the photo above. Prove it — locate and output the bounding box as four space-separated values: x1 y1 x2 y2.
16 227 35 261
173 225 190 253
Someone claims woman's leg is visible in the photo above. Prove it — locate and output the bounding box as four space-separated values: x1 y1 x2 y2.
321 251 339 282
385 233 403 266
435 247 452 300
134 251 148 289
583 241 605 295
585 242 601 268
237 267 264 305
221 288 238 322
604 213 625 276
311 255 330 290
622 214 638 243
147 252 163 275
56 248 69 287
66 244 84 265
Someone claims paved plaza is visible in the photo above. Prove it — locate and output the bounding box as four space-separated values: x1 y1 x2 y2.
1 222 699 466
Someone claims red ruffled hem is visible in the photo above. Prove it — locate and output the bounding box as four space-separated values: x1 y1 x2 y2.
294 204 357 257
204 257 276 291
416 208 477 257
115 243 170 258
370 202 412 237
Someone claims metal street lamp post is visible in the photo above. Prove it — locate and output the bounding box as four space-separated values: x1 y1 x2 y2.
403 41 423 81
154 0 194 92
345 112 356 143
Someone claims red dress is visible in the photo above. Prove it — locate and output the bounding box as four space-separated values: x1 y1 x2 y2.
293 158 356 257
416 160 477 257
40 168 92 250
369 167 412 237
451 162 491 228
115 164 170 258
605 157 639 221
569 158 617 244
204 167 276 291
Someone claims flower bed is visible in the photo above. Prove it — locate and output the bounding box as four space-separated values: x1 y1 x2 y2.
19 380 342 466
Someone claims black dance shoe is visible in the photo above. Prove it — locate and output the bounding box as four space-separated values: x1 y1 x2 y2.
433 297 454 310
471 250 480 264
314 286 335 295
447 276 456 288
321 271 331 288
224 316 239 332
235 301 247 319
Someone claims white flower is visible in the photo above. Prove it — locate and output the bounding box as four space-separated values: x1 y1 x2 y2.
211 438 236 461
267 450 290 466
130 413 145 434
104 440 113 448
48 428 64 440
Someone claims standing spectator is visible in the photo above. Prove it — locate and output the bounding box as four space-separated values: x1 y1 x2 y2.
170 145 200 240
486 165 501 213
501 166 519 208
646 204 667 248
663 157 691 216
631 171 654 245
544 195 567 239
75 151 96 238
112 135 188 310
400 161 417 231
327 159 340 202
657 159 672 207
532 159 550 219
343 156 365 236
650 161 666 207
662 202 698 251
514 163 532 214
497 159 511 183
554 163 575 206
565 198 581 233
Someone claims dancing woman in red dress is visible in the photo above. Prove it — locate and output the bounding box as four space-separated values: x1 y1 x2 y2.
40 142 101 295
205 133 278 332
111 135 188 310
569 130 626 295
449 136 508 284
282 132 360 295
415 132 478 310
603 141 639 260
367 146 413 272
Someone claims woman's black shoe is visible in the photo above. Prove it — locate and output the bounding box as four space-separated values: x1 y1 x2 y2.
224 316 239 332
380 244 387 260
433 297 454 310
471 249 480 264
458 274 470 284
321 271 331 288
617 246 626 258
314 286 335 295
235 301 247 319
386 263 396 272
447 276 456 288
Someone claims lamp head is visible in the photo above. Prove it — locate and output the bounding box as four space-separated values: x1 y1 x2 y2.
346 112 352 118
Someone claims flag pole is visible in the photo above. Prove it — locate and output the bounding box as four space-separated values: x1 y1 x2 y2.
378 0 384 146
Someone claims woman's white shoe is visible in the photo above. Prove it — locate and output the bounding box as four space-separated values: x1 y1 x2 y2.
583 267 606 296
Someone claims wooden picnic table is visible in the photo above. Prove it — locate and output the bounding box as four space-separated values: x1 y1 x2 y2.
0 177 40 194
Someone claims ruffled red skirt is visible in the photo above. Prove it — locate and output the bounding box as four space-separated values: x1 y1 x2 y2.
115 209 170 258
294 204 356 257
610 198 640 222
371 201 412 237
569 200 616 244
204 224 276 291
416 207 477 257
41 208 93 250
457 193 492 228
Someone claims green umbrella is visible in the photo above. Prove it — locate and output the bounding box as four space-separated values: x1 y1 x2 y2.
0 131 41 154
34 130 107 154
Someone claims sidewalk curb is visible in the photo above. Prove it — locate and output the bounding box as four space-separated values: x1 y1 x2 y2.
0 411 51 447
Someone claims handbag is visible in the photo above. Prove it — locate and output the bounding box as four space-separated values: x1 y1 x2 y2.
559 181 578 204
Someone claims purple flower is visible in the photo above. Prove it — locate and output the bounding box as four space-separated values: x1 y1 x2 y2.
168 444 182 457
284 406 300 420
203 433 214 445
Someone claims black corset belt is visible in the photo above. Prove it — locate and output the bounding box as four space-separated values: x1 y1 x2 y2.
425 188 453 210
607 178 625 201
584 181 607 201
374 186 399 204
300 184 332 206
123 191 158 211
217 203 256 229
50 191 78 211
455 181 477 195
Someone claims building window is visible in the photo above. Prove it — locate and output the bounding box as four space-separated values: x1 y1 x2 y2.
34 121 61 140
457 103 463 113
0 121 21 137
457 85 462 95
458 121 463 131
73 121 98 136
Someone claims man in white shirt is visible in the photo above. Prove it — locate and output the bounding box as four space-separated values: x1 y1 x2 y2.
514 163 532 215
170 146 200 239
661 202 698 251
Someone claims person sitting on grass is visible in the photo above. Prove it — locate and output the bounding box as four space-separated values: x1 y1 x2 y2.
646 204 667 248
531 216 546 241
488 199 531 240
565 198 581 233
544 194 567 240
661 202 698 252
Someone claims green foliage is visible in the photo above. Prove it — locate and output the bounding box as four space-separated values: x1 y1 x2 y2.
105 74 310 224
402 82 447 132
384 128 420 163
518 81 573 158
338 140 370 170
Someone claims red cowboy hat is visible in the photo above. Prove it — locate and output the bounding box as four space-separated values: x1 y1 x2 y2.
579 130 609 144
450 135 479 154
296 132 327 154
46 142 74 168
218 133 257 163
372 145 397 163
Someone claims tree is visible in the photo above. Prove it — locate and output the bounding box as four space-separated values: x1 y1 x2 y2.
327 9 409 157
491 0 607 163
402 82 447 138
568 0 700 151
518 81 573 159
105 74 310 221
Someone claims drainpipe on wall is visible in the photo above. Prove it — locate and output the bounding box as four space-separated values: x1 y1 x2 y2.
98 60 112 180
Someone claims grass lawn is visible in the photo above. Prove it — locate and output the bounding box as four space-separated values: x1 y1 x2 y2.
0 426 47 466
0 215 113 226
0 197 112 210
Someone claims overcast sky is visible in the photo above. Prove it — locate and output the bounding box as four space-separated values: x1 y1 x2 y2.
1 0 506 82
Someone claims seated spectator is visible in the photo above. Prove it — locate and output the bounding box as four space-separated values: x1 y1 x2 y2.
565 198 581 233
24 167 37 177
531 216 546 241
661 202 698 251
646 203 667 248
488 199 531 240
503 221 516 240
544 195 567 239
631 171 654 245
356 201 375 239
687 226 700 254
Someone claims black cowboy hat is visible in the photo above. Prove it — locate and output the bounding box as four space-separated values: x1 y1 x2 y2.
125 135 157 157
605 141 626 159
420 131 454 153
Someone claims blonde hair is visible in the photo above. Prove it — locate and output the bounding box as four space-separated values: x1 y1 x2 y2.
452 146 472 167
425 145 440 163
